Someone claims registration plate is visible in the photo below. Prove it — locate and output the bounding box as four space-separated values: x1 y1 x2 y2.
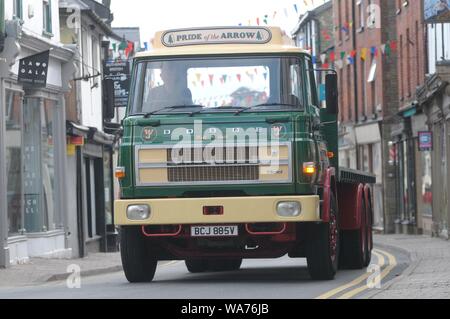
191 226 239 238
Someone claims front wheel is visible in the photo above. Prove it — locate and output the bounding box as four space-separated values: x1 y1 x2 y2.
306 193 340 280
120 226 158 283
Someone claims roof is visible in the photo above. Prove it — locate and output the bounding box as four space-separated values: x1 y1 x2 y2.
291 1 332 36
113 27 141 44
135 26 307 58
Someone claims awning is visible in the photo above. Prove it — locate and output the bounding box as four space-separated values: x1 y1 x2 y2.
66 121 116 146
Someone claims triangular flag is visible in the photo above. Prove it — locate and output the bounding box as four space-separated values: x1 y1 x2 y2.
320 54 327 64
361 48 367 61
329 51 336 62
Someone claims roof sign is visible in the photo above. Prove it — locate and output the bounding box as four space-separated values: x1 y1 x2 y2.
161 27 272 47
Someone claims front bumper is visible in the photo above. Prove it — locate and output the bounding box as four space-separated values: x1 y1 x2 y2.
115 195 321 226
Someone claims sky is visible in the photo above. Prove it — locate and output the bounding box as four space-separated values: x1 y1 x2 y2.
111 0 328 47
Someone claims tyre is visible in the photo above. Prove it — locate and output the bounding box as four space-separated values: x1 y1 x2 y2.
120 226 158 283
340 198 368 270
364 198 373 267
306 193 340 280
185 259 209 273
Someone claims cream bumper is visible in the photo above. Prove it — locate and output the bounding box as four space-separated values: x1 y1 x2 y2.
115 196 321 226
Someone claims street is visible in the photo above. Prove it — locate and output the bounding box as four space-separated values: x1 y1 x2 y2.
0 246 409 299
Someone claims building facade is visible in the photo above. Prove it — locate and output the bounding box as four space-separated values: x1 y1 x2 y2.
402 0 450 238
59 0 118 257
292 1 334 108
0 0 76 267
333 0 399 233
390 0 429 235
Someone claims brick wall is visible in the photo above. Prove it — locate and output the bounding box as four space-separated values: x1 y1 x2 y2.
395 0 426 110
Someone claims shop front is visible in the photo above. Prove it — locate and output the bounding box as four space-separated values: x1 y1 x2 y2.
0 27 75 266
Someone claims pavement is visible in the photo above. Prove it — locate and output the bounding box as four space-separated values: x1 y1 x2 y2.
0 253 122 288
366 234 450 299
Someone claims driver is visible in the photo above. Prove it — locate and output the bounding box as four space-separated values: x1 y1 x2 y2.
143 63 193 112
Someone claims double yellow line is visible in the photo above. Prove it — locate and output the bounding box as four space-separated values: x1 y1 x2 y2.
316 249 398 299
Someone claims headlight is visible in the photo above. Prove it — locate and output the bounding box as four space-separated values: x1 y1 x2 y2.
127 205 151 220
277 202 302 217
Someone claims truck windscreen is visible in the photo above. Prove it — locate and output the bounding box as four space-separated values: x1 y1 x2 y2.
129 56 306 115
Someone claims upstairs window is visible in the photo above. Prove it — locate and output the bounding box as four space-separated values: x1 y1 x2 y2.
43 0 53 35
13 0 23 20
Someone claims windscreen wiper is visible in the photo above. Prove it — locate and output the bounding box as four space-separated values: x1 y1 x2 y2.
233 103 297 116
144 105 205 118
190 106 247 117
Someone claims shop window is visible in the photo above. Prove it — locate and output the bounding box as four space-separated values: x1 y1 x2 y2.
5 90 23 235
23 97 59 233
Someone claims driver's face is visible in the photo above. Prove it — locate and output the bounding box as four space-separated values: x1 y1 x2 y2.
160 65 181 87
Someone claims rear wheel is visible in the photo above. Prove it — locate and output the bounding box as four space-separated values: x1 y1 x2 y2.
340 198 368 269
306 193 340 280
364 198 373 267
120 226 158 283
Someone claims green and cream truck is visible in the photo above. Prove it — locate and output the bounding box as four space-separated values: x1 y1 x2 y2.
114 27 376 283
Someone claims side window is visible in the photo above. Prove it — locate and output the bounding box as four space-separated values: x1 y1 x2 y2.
304 57 319 108
290 64 302 101
130 62 145 114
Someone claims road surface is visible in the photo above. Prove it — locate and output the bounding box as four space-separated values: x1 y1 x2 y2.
0 246 409 299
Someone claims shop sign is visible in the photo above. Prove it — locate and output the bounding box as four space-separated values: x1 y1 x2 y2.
104 61 131 108
418 131 433 151
18 50 50 88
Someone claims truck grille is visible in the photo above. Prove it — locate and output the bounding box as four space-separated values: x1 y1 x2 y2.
168 165 260 182
135 144 291 186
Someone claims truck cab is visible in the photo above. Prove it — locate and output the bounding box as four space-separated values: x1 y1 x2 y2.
115 27 375 283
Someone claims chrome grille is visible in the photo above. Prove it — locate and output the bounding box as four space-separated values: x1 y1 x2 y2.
167 146 259 182
168 165 260 182
135 144 292 186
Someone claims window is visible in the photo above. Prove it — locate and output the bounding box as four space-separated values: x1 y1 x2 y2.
337 0 342 42
357 0 365 30
5 90 23 235
23 97 59 232
81 28 89 76
13 0 23 20
131 57 307 115
43 0 53 35
406 28 411 97
92 36 99 86
361 59 367 117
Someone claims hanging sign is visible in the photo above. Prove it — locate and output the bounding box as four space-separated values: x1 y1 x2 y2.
161 27 272 47
424 0 450 23
418 131 433 151
18 50 50 88
103 61 131 108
